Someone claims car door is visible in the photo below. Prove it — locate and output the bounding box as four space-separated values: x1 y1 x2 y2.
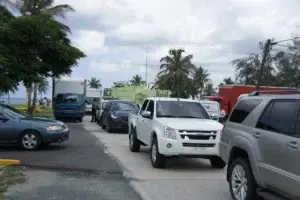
102 102 111 126
136 100 149 141
0 110 15 142
140 100 154 144
280 105 300 198
255 100 299 194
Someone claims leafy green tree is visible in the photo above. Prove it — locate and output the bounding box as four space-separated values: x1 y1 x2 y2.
88 77 102 89
157 49 196 98
0 9 85 112
130 75 146 86
189 66 210 98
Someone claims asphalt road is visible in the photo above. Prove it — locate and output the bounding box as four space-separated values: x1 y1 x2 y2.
0 123 120 173
83 117 232 200
0 122 142 200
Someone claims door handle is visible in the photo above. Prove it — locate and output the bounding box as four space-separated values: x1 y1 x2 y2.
253 132 261 139
286 141 298 150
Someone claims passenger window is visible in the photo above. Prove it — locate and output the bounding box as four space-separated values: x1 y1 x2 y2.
256 100 298 135
229 99 262 123
146 101 154 116
139 100 149 114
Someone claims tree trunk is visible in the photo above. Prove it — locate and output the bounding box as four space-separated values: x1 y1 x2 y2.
26 86 32 113
29 83 38 114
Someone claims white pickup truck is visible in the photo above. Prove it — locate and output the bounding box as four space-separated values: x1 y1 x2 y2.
128 97 225 169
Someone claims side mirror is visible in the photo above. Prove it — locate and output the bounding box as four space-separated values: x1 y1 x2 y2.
141 111 151 118
210 114 218 121
0 116 9 122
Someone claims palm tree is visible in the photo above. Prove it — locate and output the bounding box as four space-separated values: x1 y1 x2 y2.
130 75 146 86
1 0 74 18
37 77 49 97
157 49 196 97
192 66 210 96
203 82 215 96
219 77 235 86
88 77 102 89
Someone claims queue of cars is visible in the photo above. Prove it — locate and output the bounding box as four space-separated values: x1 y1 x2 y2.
94 93 300 200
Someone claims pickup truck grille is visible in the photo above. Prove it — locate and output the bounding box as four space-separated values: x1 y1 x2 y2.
182 143 215 148
179 130 217 140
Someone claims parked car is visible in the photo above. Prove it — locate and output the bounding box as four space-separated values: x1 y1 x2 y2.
96 100 109 126
0 103 70 150
220 91 300 200
101 100 139 133
199 100 220 122
128 97 225 169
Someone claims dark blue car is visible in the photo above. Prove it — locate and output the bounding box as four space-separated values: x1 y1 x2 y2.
0 104 70 150
101 100 139 133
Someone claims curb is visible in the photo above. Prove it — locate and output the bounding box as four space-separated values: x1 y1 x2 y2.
0 159 21 166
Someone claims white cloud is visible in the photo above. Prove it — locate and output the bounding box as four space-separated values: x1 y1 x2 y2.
71 30 107 56
37 0 300 90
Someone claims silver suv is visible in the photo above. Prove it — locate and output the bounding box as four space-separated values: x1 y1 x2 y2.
220 91 300 200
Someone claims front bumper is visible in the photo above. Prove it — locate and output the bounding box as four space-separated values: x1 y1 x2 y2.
42 129 70 143
110 118 128 130
158 136 220 157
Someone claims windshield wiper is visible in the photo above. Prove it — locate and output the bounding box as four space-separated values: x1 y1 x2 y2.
177 116 201 119
157 115 175 118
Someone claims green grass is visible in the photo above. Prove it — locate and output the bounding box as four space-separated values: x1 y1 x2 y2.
0 166 25 200
12 105 54 119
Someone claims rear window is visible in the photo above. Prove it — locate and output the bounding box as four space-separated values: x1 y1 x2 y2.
229 99 262 124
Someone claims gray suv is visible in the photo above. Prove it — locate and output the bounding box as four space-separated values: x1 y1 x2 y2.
220 91 300 200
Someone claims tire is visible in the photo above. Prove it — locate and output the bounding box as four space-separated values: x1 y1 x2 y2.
228 157 259 200
19 131 42 151
129 127 140 152
99 117 103 126
210 156 226 169
78 118 83 123
106 119 113 133
150 136 165 168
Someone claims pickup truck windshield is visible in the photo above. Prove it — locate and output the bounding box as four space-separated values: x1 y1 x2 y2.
201 103 219 112
56 93 82 104
156 101 210 119
113 102 138 111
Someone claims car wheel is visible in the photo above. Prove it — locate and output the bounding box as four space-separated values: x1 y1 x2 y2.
19 131 42 151
106 119 113 133
99 117 103 126
129 127 140 152
210 156 226 169
78 118 83 123
229 157 259 200
150 136 165 168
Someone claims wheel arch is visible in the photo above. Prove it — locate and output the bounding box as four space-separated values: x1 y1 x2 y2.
19 129 43 142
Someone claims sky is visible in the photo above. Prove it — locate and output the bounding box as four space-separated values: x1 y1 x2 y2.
6 0 300 98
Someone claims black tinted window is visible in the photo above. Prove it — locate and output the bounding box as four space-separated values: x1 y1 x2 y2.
256 100 298 135
156 101 210 119
146 101 154 116
229 99 262 123
140 100 149 114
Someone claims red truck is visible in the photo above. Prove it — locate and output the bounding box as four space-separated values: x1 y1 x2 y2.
204 84 297 118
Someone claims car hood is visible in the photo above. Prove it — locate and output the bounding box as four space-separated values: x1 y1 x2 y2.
113 110 135 116
157 118 223 131
21 117 62 126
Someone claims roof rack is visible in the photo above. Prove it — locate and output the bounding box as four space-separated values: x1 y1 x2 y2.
249 90 300 96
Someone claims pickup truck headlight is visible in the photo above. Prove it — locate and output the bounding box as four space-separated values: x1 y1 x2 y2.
110 114 118 119
164 126 177 140
46 125 63 131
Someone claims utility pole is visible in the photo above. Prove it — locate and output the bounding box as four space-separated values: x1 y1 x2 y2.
256 39 273 90
145 46 148 86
